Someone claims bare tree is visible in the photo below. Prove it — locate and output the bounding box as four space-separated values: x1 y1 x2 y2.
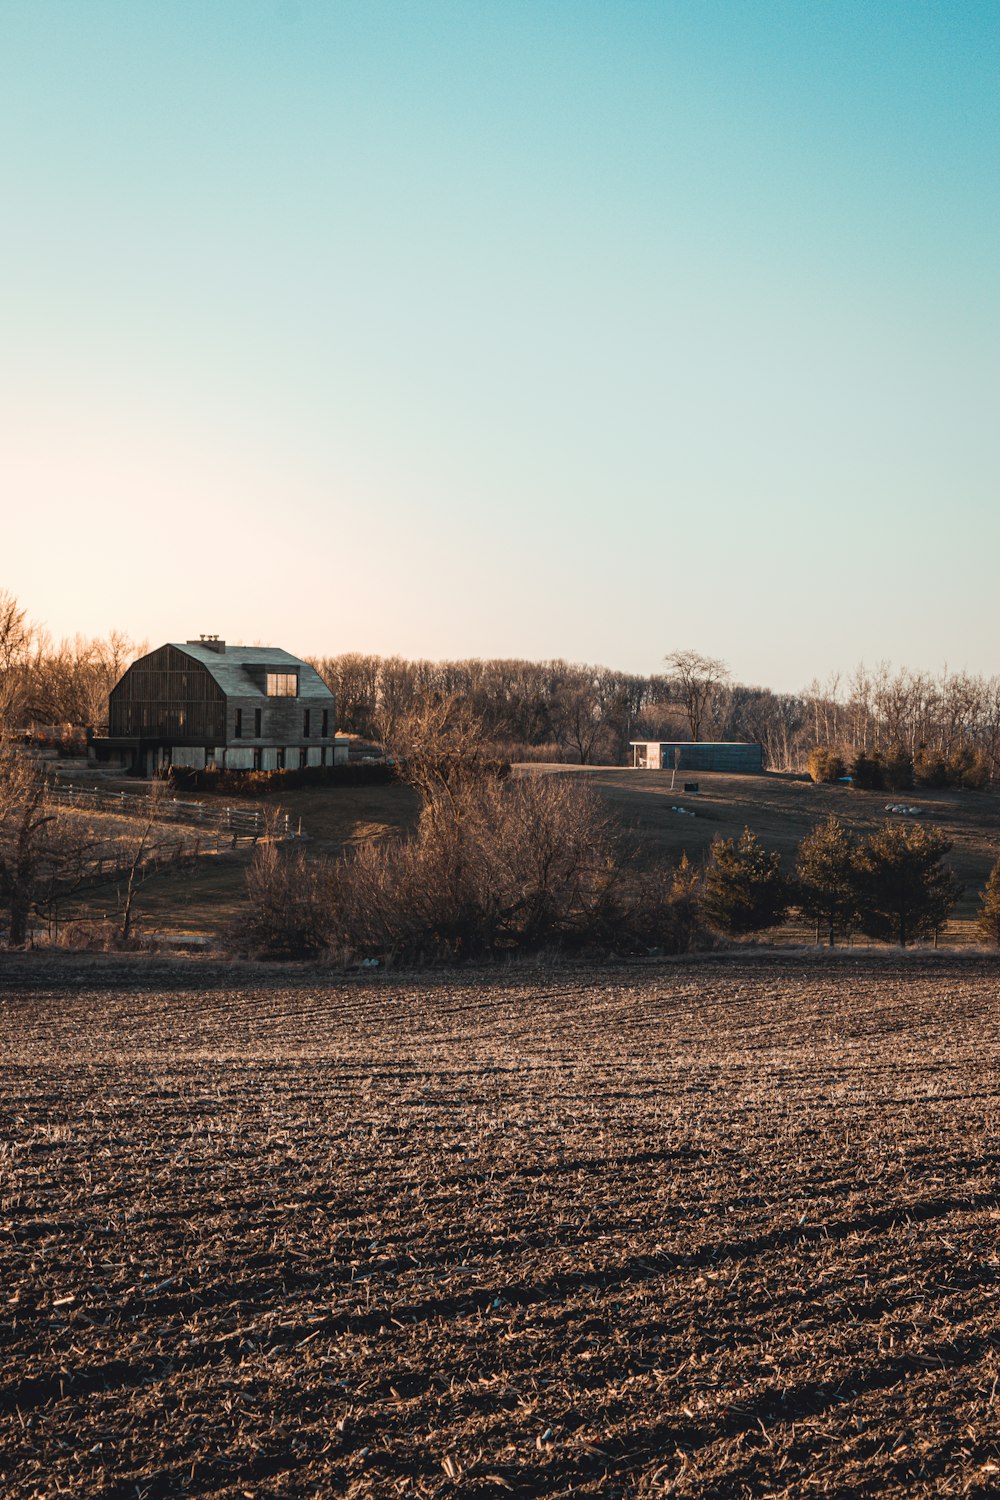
0 592 35 734
383 695 507 812
663 650 731 742
0 750 99 946
116 780 176 944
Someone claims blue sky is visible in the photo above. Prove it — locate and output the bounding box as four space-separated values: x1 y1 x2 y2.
2 0 997 690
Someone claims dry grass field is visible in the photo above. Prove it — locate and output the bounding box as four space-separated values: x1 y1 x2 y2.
64 766 1000 944
519 767 1000 941
3 954 1000 1497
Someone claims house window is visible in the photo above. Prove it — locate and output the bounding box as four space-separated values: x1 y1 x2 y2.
299 748 307 769
234 709 243 739
322 709 329 737
254 708 262 737
266 672 297 697
303 709 311 738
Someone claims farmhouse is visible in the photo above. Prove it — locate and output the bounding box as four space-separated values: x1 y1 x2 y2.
630 741 764 773
98 637 347 776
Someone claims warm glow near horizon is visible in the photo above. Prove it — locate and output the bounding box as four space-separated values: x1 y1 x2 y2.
2 1 997 695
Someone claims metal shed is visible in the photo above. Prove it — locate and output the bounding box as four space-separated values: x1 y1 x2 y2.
630 741 764 773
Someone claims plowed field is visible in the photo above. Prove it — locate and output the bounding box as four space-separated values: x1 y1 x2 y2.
3 955 1000 1497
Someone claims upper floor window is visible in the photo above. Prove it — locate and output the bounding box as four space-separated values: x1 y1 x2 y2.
234 708 243 738
322 709 329 737
266 672 298 697
303 709 311 737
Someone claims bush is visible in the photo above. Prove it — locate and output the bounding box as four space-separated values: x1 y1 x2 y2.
54 918 146 953
229 842 335 959
232 776 709 963
164 763 396 796
851 752 884 791
946 747 990 790
913 746 991 791
977 859 1000 945
323 778 624 961
807 747 846 784
914 748 949 788
881 745 914 792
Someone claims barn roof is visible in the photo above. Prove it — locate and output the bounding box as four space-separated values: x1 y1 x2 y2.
168 643 335 701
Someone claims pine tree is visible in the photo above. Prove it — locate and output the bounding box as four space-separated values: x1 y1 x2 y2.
795 815 858 947
977 859 1000 946
854 822 962 947
702 828 789 938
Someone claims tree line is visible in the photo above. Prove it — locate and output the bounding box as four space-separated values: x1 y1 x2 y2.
312 649 1000 783
0 592 141 741
4 588 1000 783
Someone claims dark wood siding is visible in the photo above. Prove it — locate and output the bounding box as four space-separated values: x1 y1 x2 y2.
109 646 225 743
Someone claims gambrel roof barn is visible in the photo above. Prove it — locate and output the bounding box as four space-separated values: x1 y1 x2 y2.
101 637 342 776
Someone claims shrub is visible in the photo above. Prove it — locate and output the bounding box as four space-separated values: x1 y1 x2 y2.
881 745 914 792
946 747 990 790
851 752 884 791
977 859 1000 946
230 842 335 959
164 763 396 796
323 777 623 961
914 748 949 788
233 775 709 963
807 747 846 784
701 828 790 938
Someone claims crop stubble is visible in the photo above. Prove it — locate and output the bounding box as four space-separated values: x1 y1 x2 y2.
2 955 1000 1497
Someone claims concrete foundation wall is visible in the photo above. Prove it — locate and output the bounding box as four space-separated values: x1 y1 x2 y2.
170 746 206 770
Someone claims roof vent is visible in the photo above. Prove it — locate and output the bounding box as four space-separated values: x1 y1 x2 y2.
189 634 226 654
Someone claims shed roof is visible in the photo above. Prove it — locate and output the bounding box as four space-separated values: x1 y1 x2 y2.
169 643 334 701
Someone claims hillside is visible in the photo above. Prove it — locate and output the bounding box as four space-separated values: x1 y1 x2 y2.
63 766 1000 944
519 765 1000 932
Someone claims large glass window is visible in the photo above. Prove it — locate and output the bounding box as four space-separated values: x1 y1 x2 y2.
266 672 298 697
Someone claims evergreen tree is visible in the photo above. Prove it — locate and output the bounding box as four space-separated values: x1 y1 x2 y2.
702 828 789 938
881 745 914 792
854 822 962 947
977 859 1000 946
795 815 858 947
851 751 885 790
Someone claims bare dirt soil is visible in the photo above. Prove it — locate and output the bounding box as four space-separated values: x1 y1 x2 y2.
3 953 1000 1497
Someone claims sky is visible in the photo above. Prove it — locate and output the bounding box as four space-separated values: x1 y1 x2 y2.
1 0 997 692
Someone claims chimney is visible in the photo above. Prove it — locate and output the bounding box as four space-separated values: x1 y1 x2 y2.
189 634 226 654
